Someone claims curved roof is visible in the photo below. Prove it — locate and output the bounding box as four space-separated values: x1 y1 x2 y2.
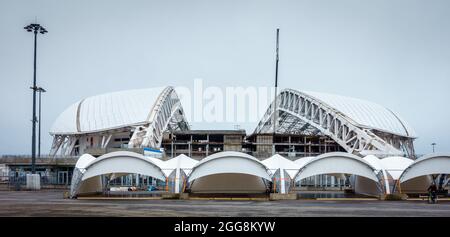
144 155 199 176
71 151 167 197
400 153 450 183
192 151 263 168
293 156 316 169
146 157 167 169
363 155 414 181
262 154 301 178
82 151 166 181
165 154 199 169
379 156 414 180
188 151 271 182
295 152 380 183
301 90 416 138
362 155 384 171
75 154 96 170
50 87 166 134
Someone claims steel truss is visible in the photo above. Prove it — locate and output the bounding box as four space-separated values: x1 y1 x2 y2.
254 89 415 157
128 86 189 148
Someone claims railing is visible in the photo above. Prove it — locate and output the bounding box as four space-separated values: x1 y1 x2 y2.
0 173 70 190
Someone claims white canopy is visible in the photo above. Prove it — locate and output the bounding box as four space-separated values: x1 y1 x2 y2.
362 155 384 171
293 156 316 169
146 157 167 170
164 154 198 176
262 154 301 178
399 153 450 183
294 152 383 196
295 152 380 183
188 151 271 193
189 151 271 182
82 151 166 181
363 155 414 180
379 156 414 180
363 155 409 194
71 151 166 197
75 153 96 170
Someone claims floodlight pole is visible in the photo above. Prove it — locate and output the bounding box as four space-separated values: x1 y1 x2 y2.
272 29 280 155
31 28 38 173
25 23 47 173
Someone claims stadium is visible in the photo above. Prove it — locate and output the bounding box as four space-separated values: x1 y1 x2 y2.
50 86 415 158
47 86 450 198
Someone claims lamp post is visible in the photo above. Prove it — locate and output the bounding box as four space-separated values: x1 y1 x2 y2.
37 87 46 158
431 143 436 153
24 23 47 174
272 28 280 155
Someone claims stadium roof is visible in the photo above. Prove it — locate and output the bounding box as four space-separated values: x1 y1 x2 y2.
50 87 166 135
303 91 416 138
51 87 415 137
50 86 416 157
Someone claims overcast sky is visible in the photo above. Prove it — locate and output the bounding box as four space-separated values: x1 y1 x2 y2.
0 0 449 155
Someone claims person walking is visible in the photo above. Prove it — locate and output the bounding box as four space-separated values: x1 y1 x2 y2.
427 183 438 204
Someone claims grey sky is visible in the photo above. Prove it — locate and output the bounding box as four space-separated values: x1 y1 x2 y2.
0 0 449 155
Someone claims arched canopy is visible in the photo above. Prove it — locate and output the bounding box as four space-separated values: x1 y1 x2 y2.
363 155 384 171
379 156 413 180
75 153 96 170
164 154 198 176
188 151 271 182
146 157 167 171
362 155 414 194
399 153 450 183
82 151 166 181
70 151 166 198
293 156 316 169
295 152 380 183
262 154 301 178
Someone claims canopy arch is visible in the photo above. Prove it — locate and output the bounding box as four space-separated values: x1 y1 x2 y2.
70 151 166 198
294 152 384 195
187 151 271 193
81 151 166 181
394 153 450 193
399 153 450 183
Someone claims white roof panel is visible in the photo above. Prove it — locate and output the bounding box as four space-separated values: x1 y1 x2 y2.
189 151 271 182
75 154 96 170
293 156 316 169
303 91 416 138
380 156 414 180
50 102 79 134
165 154 199 170
50 87 165 134
262 154 301 178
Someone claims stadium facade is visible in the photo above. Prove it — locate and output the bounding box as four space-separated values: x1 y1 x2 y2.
49 86 416 159
47 86 450 197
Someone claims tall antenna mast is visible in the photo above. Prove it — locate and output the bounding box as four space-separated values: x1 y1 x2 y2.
273 28 280 137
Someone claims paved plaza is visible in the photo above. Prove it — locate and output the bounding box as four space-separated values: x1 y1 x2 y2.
0 190 449 217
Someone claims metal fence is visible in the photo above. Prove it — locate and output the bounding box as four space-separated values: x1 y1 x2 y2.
0 173 70 190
